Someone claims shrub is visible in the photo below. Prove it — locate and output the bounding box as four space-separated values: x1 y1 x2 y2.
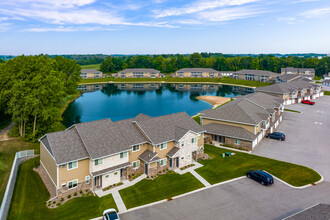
53 201 56 204
159 171 161 174
60 198 64 202
56 202 61 206
67 195 71 199
47 203 51 207
80 190 83 194
132 174 135 176
85 189 89 193
74 192 77 196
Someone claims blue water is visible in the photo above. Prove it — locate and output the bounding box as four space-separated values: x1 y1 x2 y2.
62 83 253 127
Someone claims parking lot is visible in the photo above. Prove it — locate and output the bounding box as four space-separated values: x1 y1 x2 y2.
253 95 330 181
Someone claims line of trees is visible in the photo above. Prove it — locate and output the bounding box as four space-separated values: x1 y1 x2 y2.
0 55 81 140
99 53 330 76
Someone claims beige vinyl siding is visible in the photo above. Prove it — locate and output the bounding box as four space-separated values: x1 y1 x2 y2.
40 143 57 187
197 133 204 147
128 143 152 163
202 118 256 134
58 158 90 186
155 141 175 159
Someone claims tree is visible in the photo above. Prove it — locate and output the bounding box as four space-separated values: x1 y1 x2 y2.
100 56 114 73
0 59 5 63
190 53 202 67
250 57 260 70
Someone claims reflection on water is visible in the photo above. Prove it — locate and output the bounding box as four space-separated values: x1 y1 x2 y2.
63 83 253 127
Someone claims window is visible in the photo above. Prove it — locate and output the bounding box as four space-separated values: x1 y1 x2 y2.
235 139 240 145
94 158 103 166
181 157 184 160
132 145 140 152
105 175 109 178
61 183 66 188
132 160 140 169
68 179 78 189
160 158 167 166
160 143 167 150
191 137 197 143
85 176 90 184
181 141 184 147
120 152 128 158
197 147 200 154
67 161 78 170
114 172 118 175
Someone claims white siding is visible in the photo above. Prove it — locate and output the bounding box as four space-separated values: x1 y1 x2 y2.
176 131 199 168
91 152 129 173
102 171 121 188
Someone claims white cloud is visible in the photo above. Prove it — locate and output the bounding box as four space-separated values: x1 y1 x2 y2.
154 0 260 18
22 26 117 32
199 7 262 22
277 17 303 24
302 7 330 18
0 0 96 9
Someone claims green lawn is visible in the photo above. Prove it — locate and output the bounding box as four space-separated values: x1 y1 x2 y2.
80 77 272 88
284 109 301 113
0 139 40 203
324 91 330 96
196 145 321 186
119 171 204 209
313 76 322 80
80 64 101 70
8 157 118 220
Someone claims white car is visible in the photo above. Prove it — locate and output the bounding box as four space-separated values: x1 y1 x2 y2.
103 208 120 220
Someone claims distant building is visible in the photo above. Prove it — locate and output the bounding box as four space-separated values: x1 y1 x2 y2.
114 68 163 78
232 69 278 82
174 68 221 78
78 84 104 92
171 84 220 92
323 80 330 86
80 69 105 79
323 72 330 80
115 83 161 91
281 67 315 80
219 71 234 77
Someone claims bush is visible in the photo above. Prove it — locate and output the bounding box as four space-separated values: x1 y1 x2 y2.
56 202 61 207
67 195 71 199
60 198 64 202
74 192 77 196
80 190 83 194
53 201 56 204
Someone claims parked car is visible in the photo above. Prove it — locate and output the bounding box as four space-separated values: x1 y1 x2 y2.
301 100 315 105
246 170 274 186
103 209 120 220
266 132 285 141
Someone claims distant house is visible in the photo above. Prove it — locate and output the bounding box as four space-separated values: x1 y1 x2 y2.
232 69 278 82
174 68 221 78
281 67 315 80
80 69 105 79
114 68 163 78
276 74 302 83
323 72 330 80
200 92 284 151
219 71 234 77
323 80 330 86
171 84 220 91
116 83 161 91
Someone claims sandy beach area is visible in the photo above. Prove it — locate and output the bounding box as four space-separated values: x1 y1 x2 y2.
196 96 231 108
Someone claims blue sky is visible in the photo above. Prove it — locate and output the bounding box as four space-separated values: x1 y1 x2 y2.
0 0 329 55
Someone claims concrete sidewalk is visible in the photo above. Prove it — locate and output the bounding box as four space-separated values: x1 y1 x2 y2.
189 170 211 187
174 161 203 175
112 191 127 213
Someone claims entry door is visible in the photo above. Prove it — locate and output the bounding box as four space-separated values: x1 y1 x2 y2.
120 168 123 177
176 157 179 167
169 158 173 168
145 163 148 175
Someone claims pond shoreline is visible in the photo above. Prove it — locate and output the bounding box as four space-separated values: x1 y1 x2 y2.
196 96 231 108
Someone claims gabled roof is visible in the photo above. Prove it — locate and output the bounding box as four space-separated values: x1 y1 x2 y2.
81 69 102 74
255 82 298 94
166 147 181 158
176 68 219 73
235 69 278 76
119 68 160 73
203 123 258 141
135 112 205 144
40 129 89 165
139 150 158 162
277 74 301 82
201 92 283 125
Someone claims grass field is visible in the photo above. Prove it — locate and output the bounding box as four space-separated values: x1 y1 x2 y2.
284 109 302 113
8 157 118 220
0 139 40 203
324 91 330 96
196 145 321 186
80 77 272 88
80 64 101 70
119 171 204 209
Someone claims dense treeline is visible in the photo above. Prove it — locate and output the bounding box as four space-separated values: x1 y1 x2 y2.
99 53 330 76
0 55 81 140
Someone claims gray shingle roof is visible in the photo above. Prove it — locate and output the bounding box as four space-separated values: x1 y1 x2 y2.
277 74 301 82
40 129 89 165
134 113 152 121
74 119 130 160
176 68 219 73
285 204 330 220
235 69 278 76
119 68 160 74
135 112 205 144
201 92 283 125
281 67 315 74
91 162 131 177
139 150 158 162
166 147 180 158
255 82 298 94
81 69 102 74
203 123 258 141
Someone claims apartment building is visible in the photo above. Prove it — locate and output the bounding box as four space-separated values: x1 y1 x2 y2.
232 69 279 82
174 68 221 78
200 92 284 151
281 67 315 80
39 112 205 196
80 69 105 79
115 83 161 91
256 78 323 105
115 68 163 78
171 84 220 92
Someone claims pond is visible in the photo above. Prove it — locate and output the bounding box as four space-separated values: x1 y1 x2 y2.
62 83 254 127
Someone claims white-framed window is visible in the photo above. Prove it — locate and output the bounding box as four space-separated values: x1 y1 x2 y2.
114 172 118 175
160 143 167 150
67 161 78 170
235 139 240 145
181 141 184 147
160 158 167 166
85 176 90 184
105 174 109 178
132 160 140 169
68 179 78 189
197 147 200 154
187 155 190 158
191 137 197 143
61 183 66 188
181 157 184 160
120 152 128 158
95 158 103 166
132 145 140 152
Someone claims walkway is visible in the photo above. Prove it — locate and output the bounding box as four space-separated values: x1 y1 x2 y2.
112 191 127 213
174 162 211 187
189 170 211 187
0 122 15 141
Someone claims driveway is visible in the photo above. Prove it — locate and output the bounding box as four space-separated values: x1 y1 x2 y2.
253 95 330 181
120 178 330 220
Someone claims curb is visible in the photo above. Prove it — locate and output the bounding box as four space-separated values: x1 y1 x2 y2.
262 170 324 189
214 145 252 154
